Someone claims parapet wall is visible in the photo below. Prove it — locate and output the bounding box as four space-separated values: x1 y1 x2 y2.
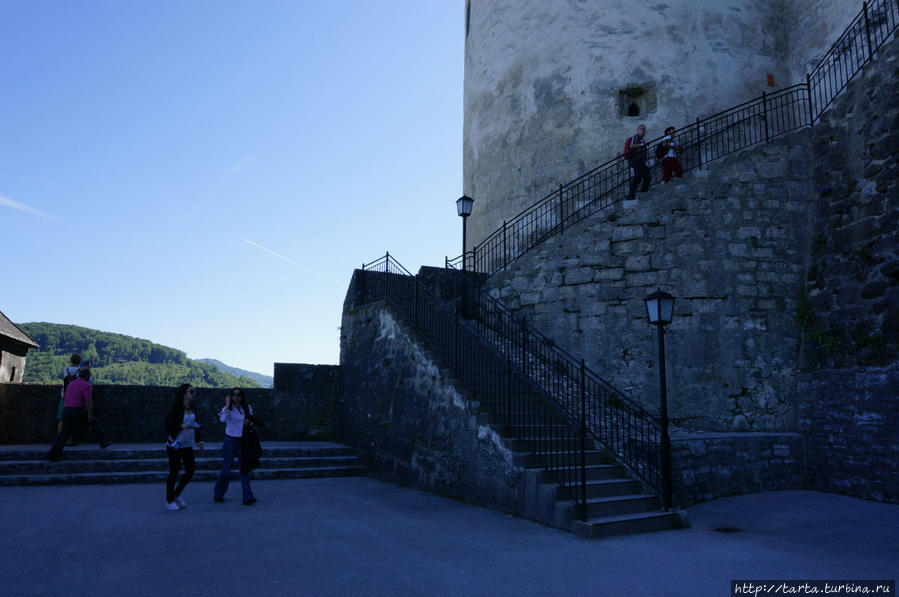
0 363 339 444
339 294 524 513
797 365 899 503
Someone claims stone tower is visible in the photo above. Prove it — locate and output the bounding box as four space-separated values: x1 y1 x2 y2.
462 0 860 250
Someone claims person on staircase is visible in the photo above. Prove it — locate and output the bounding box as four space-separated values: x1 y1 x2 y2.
163 383 205 511
659 126 684 183
624 124 652 200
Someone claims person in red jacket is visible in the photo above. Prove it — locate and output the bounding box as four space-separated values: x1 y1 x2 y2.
47 367 111 461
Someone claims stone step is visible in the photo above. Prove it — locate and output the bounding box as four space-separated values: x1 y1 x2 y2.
0 443 356 461
574 494 662 519
516 450 612 468
571 510 682 538
561 478 645 499
0 465 365 487
0 455 361 475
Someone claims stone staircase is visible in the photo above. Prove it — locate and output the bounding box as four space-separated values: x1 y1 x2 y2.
479 409 682 538
0 441 364 486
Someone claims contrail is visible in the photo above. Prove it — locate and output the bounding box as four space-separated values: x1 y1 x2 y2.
241 238 325 278
0 194 59 220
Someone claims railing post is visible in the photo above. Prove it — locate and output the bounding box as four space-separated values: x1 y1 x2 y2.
762 91 769 144
506 356 512 423
502 220 508 270
863 1 874 63
806 75 815 126
695 117 702 170
472 245 478 273
558 183 565 232
520 319 527 377
454 316 459 378
579 359 587 522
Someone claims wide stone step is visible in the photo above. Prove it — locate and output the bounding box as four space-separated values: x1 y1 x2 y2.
0 455 361 475
0 465 365 486
0 442 356 461
571 510 681 538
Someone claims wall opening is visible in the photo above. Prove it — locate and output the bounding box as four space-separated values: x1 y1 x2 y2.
618 84 657 118
465 0 471 39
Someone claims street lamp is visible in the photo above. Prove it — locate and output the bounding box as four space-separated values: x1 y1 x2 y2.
456 195 474 270
643 288 675 511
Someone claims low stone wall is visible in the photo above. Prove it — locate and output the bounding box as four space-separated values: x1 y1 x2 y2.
671 432 806 508
797 365 899 503
0 363 340 444
339 294 523 513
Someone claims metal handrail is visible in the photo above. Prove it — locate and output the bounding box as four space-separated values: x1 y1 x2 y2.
455 0 898 277
354 253 593 520
442 259 663 491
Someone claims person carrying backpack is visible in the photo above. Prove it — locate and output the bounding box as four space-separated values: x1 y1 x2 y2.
624 124 652 200
47 367 111 461
57 354 82 446
659 126 684 183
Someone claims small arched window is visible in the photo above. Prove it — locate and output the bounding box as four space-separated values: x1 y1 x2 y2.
628 103 640 117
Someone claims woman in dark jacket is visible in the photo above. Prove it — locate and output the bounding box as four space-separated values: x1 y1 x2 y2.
163 384 205 511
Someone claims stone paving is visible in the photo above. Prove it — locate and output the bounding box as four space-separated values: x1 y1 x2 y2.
1 479 896 597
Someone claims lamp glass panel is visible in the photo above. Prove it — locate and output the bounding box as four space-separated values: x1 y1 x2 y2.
645 298 660 323
660 296 675 323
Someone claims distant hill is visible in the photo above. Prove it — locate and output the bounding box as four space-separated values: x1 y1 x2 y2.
197 358 272 388
18 322 262 388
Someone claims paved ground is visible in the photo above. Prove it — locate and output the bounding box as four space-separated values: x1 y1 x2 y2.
1 478 896 597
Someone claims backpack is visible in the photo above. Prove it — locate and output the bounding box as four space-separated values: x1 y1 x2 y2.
655 142 668 160
62 366 79 394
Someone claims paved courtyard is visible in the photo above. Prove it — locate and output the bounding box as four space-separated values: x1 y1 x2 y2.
1 478 896 596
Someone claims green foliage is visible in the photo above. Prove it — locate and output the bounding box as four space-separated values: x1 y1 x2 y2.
18 322 261 388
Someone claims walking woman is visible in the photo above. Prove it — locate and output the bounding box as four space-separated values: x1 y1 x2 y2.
213 388 261 505
164 384 205 511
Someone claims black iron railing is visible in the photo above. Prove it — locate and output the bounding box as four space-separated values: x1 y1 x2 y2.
356 253 592 520
440 259 664 494
453 0 898 277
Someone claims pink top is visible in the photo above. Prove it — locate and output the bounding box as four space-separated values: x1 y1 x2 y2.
63 377 92 408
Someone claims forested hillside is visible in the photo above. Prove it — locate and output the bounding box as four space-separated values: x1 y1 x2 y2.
18 322 262 388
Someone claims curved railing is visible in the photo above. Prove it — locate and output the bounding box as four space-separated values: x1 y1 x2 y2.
452 0 898 276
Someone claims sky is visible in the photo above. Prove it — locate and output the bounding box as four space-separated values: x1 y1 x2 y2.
1 0 465 376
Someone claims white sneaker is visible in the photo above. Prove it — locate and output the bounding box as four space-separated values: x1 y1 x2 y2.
174 497 187 509
165 501 180 511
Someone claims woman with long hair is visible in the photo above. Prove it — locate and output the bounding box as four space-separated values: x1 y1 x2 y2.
213 387 260 505
163 383 204 511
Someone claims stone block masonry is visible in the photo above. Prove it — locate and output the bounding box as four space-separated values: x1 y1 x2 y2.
797 364 899 504
0 364 340 444
671 432 806 508
486 134 816 433
338 297 524 514
805 34 899 369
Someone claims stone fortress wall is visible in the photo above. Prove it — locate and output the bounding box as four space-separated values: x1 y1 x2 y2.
463 0 862 250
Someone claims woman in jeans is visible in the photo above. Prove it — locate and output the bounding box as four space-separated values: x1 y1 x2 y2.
163 384 204 511
213 388 258 505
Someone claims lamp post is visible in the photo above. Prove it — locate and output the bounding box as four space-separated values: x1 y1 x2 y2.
456 195 474 270
643 288 675 511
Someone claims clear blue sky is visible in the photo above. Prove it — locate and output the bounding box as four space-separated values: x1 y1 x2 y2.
1 0 464 376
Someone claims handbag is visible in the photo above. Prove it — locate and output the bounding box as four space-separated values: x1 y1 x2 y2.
240 426 262 474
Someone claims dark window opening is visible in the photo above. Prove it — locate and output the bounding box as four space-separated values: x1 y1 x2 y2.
465 0 471 39
618 84 657 118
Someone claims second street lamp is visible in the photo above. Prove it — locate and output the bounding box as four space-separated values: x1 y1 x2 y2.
643 288 675 511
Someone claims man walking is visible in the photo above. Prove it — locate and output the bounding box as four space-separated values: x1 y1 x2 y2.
624 124 652 200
